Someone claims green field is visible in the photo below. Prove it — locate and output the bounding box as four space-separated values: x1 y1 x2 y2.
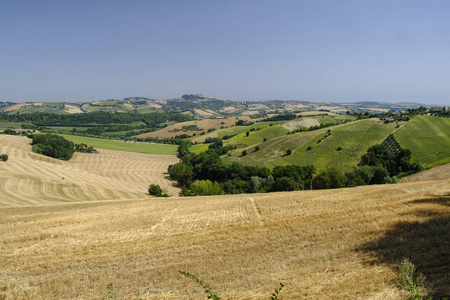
394 115 450 167
190 143 209 154
60 134 177 154
225 119 398 172
216 122 275 137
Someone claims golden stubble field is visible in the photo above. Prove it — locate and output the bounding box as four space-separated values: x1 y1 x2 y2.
1 176 449 299
0 135 180 205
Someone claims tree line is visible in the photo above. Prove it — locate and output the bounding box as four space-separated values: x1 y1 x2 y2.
0 111 193 127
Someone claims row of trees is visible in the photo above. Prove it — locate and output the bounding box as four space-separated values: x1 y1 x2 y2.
0 111 193 127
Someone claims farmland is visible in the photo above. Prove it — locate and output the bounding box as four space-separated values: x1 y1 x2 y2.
0 175 448 299
394 115 450 167
225 119 398 172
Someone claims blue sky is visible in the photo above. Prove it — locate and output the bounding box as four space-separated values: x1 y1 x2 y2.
1 0 449 105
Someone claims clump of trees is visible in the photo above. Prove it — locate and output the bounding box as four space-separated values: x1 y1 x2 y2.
31 134 75 160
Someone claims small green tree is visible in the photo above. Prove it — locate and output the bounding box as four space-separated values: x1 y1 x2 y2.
0 154 8 162
148 184 163 197
242 150 247 156
246 131 250 137
254 146 260 152
286 149 292 156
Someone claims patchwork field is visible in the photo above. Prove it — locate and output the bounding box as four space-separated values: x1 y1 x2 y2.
0 135 180 205
0 177 448 299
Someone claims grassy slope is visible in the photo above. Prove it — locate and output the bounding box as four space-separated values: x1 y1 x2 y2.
394 115 450 167
225 124 290 147
60 134 177 155
225 119 397 172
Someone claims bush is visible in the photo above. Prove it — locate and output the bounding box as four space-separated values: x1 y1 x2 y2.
254 146 260 152
286 149 292 156
0 154 8 162
242 150 247 156
148 184 163 197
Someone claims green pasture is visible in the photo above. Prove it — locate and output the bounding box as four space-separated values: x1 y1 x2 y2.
394 115 450 167
59 134 177 155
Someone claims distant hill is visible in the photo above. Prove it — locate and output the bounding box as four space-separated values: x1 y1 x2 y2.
0 94 428 117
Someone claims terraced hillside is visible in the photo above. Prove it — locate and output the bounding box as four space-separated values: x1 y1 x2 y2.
0 178 448 299
0 135 179 205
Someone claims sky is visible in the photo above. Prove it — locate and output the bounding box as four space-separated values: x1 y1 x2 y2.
1 0 449 105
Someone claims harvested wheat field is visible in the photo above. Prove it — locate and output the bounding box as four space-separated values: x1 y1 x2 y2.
1 174 449 299
0 135 179 206
401 163 450 183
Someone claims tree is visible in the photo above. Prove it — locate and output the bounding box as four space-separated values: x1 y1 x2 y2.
312 169 347 190
242 150 247 156
148 184 163 196
0 154 8 162
246 131 250 137
187 180 224 196
286 149 292 156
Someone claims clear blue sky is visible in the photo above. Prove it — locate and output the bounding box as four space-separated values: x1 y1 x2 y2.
1 0 449 105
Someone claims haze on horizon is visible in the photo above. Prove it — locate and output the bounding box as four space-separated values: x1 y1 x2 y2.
1 0 449 106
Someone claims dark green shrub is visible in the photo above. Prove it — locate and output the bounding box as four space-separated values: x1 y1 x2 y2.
148 184 163 197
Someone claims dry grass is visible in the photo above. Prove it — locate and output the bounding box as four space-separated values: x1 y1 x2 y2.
64 105 84 114
0 135 180 205
1 176 449 299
